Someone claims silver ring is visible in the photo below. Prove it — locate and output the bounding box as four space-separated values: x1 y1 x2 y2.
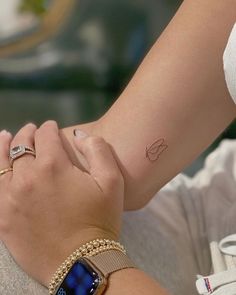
9 145 36 166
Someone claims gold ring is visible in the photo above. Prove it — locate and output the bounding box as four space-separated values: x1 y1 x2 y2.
0 167 13 176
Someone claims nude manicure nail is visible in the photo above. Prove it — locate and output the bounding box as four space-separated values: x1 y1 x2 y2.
73 129 88 139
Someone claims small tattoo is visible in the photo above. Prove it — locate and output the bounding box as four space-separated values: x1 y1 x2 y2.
146 138 168 162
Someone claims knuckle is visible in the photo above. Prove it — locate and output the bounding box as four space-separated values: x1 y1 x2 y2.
20 123 37 135
40 120 58 130
25 122 37 130
11 123 36 145
36 121 58 138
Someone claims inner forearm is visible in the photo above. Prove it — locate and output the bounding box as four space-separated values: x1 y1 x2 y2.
107 268 169 295
62 0 236 209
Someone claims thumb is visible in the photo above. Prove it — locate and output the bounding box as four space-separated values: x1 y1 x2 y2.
73 130 123 192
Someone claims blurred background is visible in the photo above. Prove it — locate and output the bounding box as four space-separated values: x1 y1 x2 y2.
0 0 235 175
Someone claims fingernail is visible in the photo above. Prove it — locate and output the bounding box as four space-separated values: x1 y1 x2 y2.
73 129 88 139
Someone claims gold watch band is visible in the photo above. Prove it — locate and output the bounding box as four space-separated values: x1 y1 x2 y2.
85 249 136 277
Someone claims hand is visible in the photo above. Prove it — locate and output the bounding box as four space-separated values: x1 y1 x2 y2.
0 121 124 286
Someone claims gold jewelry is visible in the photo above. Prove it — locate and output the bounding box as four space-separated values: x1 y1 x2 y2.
85 249 136 277
49 239 126 295
9 145 36 166
53 249 136 295
0 167 13 176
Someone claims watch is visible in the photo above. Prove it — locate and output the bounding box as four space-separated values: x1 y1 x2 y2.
54 250 136 295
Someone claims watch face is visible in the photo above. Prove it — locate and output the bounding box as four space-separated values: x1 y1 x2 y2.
55 259 102 295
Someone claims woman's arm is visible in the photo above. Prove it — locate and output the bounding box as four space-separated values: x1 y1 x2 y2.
62 0 236 210
0 123 169 295
107 268 168 295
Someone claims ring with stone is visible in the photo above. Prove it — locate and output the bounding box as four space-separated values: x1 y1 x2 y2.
9 145 36 166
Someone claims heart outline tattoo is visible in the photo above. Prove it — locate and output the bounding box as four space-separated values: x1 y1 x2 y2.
146 138 168 162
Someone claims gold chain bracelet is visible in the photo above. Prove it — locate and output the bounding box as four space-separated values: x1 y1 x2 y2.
49 239 126 295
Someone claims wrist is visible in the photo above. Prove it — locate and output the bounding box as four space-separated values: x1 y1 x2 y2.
48 237 126 295
43 228 119 287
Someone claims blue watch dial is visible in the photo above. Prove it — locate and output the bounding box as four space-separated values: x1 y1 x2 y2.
55 260 101 295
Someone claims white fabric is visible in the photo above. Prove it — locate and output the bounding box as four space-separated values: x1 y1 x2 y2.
219 234 236 256
196 235 236 295
223 23 236 104
196 269 236 294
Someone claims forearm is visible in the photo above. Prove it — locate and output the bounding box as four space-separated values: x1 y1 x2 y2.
107 268 168 295
62 0 236 209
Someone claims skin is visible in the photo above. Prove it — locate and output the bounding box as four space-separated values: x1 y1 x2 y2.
0 122 168 295
0 0 236 293
61 0 236 210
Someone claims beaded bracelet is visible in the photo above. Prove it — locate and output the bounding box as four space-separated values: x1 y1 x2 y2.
49 239 126 295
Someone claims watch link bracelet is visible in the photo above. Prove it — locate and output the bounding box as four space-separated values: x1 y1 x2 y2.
49 239 136 295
